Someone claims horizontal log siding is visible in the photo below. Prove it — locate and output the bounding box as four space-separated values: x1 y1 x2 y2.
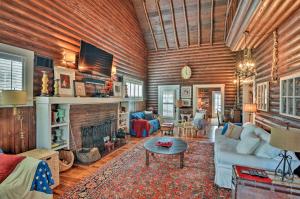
147 43 237 113
254 8 300 130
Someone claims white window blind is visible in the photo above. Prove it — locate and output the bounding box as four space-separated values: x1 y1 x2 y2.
0 52 24 90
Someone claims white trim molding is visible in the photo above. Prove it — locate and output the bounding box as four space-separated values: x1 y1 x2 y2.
193 84 225 116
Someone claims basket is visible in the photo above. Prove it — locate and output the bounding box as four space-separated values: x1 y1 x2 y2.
59 150 75 172
76 147 101 164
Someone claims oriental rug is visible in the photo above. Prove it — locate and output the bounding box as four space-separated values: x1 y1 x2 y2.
60 139 230 199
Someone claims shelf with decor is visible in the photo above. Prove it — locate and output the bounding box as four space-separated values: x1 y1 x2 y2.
36 98 70 150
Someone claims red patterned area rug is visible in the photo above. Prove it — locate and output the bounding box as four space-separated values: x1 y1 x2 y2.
60 140 230 199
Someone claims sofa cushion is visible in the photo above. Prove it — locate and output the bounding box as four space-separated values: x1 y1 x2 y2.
131 112 145 119
240 124 256 140
0 154 25 183
221 122 242 135
254 127 270 142
236 136 260 154
144 111 154 120
254 141 281 158
224 123 242 139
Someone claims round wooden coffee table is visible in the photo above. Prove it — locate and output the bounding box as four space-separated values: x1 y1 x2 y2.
144 137 188 168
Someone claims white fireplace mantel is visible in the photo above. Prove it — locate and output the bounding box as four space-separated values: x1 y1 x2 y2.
35 96 124 105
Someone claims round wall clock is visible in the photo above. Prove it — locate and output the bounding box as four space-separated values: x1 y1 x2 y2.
181 65 192 79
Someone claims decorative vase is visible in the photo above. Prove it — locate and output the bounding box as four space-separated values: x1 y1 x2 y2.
54 79 60 97
41 71 49 96
55 129 63 142
57 109 65 123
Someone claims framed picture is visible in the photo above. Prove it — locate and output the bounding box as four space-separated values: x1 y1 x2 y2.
181 86 192 98
54 66 75 97
113 81 122 97
74 81 86 97
182 99 191 107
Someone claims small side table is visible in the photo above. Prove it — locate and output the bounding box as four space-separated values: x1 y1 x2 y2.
160 122 174 136
232 165 300 199
19 149 60 188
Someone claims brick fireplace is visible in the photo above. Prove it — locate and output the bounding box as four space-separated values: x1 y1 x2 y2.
69 104 118 150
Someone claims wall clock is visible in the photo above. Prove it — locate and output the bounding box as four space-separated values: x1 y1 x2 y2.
181 65 192 79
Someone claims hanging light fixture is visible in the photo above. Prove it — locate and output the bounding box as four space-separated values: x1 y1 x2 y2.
236 31 256 78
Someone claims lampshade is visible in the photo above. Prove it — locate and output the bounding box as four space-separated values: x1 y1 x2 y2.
243 103 257 113
270 127 300 152
176 99 183 108
1 90 27 105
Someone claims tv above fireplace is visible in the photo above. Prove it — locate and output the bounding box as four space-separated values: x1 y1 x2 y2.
79 40 113 77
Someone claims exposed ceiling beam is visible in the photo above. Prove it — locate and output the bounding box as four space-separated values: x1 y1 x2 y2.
156 0 168 50
142 0 158 51
182 0 189 47
210 0 214 45
224 0 232 42
198 0 201 46
169 0 179 49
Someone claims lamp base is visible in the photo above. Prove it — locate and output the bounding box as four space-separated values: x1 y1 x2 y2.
275 150 294 182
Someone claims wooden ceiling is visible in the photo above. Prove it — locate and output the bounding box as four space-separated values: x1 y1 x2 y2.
132 0 228 51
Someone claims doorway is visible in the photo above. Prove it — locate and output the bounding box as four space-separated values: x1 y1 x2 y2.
193 84 225 118
212 91 222 118
158 85 180 121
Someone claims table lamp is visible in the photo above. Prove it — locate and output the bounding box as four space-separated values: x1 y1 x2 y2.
243 103 257 122
270 127 300 181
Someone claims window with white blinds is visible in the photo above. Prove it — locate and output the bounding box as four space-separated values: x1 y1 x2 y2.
0 52 24 90
124 77 143 99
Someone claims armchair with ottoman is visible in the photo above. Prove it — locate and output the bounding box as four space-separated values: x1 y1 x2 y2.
214 122 300 188
130 111 160 137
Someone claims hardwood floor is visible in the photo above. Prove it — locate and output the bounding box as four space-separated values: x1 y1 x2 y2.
54 121 217 198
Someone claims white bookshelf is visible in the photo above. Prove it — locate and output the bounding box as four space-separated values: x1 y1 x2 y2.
117 101 130 132
36 96 126 150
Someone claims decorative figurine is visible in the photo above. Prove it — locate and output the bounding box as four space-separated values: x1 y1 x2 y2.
57 108 65 123
55 128 63 142
54 79 60 97
41 71 49 96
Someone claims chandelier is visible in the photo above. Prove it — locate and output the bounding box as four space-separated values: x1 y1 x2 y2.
236 32 256 78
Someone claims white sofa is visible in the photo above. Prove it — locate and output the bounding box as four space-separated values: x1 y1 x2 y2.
214 124 300 189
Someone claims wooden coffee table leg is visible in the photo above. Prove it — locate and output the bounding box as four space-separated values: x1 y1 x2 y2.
146 150 149 166
180 152 184 168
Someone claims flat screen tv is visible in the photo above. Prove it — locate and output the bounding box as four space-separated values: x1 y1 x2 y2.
79 41 113 77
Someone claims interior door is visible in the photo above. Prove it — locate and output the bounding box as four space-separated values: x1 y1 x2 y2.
158 85 179 121
212 91 221 118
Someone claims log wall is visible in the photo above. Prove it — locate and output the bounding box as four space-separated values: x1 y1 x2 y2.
147 43 237 113
254 8 300 130
0 0 146 153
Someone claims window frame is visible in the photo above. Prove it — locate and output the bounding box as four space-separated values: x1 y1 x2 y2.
280 72 300 119
0 52 25 91
256 81 269 112
123 76 144 100
0 43 34 107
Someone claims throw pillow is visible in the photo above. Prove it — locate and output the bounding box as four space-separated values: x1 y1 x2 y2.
225 122 243 139
254 141 281 158
236 136 260 154
221 122 242 135
144 111 154 120
254 127 270 142
240 124 256 140
0 148 3 153
194 111 205 120
0 154 25 183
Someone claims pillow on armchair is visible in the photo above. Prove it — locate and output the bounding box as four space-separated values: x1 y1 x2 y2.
144 111 154 120
131 112 145 119
0 148 3 153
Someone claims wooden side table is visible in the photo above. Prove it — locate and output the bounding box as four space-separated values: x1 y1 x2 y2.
232 165 300 199
19 149 60 188
160 123 174 136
